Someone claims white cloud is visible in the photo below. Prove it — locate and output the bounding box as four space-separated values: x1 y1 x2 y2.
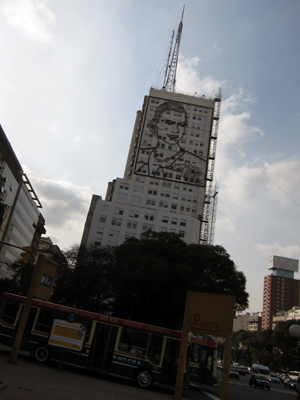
213 41 221 53
176 56 226 97
23 166 92 249
256 243 300 260
2 0 56 44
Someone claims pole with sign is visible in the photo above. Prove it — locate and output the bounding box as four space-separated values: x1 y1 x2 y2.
174 292 235 400
8 254 58 364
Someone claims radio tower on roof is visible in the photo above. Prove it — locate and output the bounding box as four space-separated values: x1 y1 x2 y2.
162 6 185 92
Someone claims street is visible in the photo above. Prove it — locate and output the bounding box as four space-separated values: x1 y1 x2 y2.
0 346 298 400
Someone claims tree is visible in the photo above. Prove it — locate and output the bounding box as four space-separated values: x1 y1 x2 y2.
273 320 300 371
111 232 248 329
52 244 115 314
2 232 249 331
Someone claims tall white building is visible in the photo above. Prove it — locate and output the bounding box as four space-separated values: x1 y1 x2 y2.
81 87 221 248
80 16 221 249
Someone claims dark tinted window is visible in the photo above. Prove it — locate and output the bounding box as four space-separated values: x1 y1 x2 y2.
0 299 20 325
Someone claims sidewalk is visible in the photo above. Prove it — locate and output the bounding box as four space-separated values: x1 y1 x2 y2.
0 348 218 400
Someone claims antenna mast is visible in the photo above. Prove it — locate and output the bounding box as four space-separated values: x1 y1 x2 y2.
162 6 185 92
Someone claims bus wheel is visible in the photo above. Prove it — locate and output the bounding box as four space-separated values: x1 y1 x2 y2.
32 345 50 363
136 369 152 389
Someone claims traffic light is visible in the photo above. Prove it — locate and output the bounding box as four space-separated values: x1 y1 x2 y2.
19 246 32 264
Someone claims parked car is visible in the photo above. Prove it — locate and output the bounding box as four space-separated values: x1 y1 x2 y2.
235 366 247 376
279 373 289 382
270 374 280 384
284 377 298 390
229 369 240 379
249 374 271 391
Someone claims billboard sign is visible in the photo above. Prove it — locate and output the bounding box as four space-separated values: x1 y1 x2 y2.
49 319 86 351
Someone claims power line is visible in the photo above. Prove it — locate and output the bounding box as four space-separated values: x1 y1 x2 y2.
219 128 300 207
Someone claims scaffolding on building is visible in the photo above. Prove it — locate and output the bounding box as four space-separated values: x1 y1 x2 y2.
200 89 221 245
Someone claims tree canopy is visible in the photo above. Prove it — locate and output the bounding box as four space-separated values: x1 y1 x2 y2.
2 232 248 330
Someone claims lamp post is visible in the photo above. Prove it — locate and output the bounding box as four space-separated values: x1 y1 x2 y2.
289 324 300 339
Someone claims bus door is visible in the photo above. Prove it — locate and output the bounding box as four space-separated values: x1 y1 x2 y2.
160 338 180 386
198 347 213 384
88 323 118 371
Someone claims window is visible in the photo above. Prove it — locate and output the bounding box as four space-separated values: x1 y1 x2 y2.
118 193 128 201
148 189 158 195
127 221 137 229
120 183 129 190
97 227 104 234
95 240 101 246
180 219 187 227
99 216 106 223
111 218 122 226
119 328 148 355
162 216 169 223
109 229 119 237
148 335 163 365
179 231 185 238
129 210 139 218
35 309 54 333
102 205 109 213
113 207 124 215
134 186 143 193
0 300 19 325
171 218 178 225
132 195 142 204
142 224 152 232
125 232 135 239
144 213 154 221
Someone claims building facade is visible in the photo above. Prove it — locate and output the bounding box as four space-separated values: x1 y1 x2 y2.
0 125 46 277
272 306 300 330
233 312 262 332
80 87 221 249
262 256 300 330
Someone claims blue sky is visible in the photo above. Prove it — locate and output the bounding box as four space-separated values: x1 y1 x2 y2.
0 0 299 314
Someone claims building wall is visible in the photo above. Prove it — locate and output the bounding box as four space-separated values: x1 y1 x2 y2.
0 125 46 277
262 274 300 330
80 88 221 248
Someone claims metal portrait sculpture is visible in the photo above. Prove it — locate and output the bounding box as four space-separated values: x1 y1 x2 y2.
135 101 206 186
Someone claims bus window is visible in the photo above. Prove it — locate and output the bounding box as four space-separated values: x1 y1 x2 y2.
0 299 20 325
119 328 148 355
191 343 200 363
35 309 54 333
148 334 163 365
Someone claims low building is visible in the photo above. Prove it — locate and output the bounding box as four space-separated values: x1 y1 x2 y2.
233 312 262 332
0 125 46 277
248 312 262 332
272 306 300 330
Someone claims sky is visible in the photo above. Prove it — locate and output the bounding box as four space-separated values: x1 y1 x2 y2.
0 0 299 314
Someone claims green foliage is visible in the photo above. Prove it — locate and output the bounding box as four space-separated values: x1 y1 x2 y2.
232 321 300 371
111 232 248 329
3 232 248 330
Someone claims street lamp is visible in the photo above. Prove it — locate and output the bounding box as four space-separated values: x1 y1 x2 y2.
289 324 300 338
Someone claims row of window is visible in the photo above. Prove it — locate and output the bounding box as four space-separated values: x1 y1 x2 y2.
99 214 186 228
95 225 186 243
149 99 210 114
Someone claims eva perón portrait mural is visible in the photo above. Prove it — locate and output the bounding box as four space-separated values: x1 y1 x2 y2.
135 101 207 186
